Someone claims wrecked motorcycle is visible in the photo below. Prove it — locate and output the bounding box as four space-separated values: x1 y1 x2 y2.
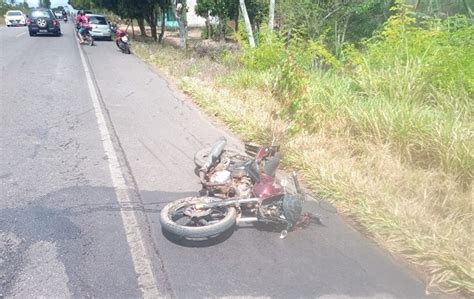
193 140 279 169
160 137 318 240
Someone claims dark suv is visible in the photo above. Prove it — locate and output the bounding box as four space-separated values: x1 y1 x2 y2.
27 8 61 36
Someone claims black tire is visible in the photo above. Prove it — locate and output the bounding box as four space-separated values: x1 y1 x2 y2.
194 148 248 169
124 44 131 54
86 35 94 46
160 197 237 239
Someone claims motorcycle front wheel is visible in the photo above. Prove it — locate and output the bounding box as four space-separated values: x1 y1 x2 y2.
160 197 237 239
86 35 94 46
123 43 131 54
194 147 248 169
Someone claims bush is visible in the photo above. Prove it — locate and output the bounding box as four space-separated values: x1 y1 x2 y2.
351 5 474 96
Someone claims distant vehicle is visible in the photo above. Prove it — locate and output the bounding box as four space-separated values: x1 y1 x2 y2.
4 10 27 27
85 14 112 40
27 8 61 37
54 11 62 19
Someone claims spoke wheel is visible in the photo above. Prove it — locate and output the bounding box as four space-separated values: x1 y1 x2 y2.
160 197 237 239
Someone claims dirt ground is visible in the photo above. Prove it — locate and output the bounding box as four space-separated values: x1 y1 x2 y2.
120 25 203 48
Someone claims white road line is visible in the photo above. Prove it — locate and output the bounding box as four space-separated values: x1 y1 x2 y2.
16 32 26 37
75 34 160 298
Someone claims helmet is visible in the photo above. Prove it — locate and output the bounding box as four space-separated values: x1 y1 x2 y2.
79 10 84 16
282 194 303 229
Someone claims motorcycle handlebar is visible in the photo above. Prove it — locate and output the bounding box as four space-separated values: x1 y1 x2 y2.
203 137 227 170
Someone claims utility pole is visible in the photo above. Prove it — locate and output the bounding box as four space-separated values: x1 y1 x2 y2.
239 0 255 48
268 0 275 32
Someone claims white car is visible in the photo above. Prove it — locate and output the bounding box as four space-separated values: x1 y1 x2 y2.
54 11 62 19
4 10 27 27
86 14 112 40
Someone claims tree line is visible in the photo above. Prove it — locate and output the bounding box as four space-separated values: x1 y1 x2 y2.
67 0 472 52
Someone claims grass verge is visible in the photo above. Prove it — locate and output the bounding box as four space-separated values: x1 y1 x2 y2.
133 40 473 296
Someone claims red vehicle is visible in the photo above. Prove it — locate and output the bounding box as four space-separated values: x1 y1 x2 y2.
160 137 319 240
114 28 131 54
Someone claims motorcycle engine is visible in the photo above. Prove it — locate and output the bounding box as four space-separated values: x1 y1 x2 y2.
235 176 252 198
209 170 231 184
208 169 253 198
260 202 283 218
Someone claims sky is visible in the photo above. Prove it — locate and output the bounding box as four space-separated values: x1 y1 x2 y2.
25 0 70 9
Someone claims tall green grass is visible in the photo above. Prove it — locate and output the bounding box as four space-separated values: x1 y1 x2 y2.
301 62 473 184
244 7 474 184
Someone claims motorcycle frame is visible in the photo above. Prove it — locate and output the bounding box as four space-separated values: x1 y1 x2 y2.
193 195 288 227
195 140 306 235
193 197 260 209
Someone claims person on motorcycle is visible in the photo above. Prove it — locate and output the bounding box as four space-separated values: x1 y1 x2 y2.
62 10 67 20
74 10 82 27
77 11 90 44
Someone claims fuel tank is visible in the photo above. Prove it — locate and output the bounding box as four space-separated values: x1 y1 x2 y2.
253 174 282 199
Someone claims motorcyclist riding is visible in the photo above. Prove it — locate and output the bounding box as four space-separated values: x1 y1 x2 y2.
76 11 89 44
74 10 82 28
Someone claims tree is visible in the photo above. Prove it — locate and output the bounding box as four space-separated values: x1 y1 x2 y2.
157 0 170 43
273 0 395 55
68 0 94 10
240 0 255 47
463 0 473 18
143 0 160 40
119 0 148 37
195 0 213 39
171 0 188 49
268 0 275 32
39 0 51 8
71 0 149 37
196 0 232 40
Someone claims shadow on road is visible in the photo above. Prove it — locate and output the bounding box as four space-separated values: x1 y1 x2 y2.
0 185 434 298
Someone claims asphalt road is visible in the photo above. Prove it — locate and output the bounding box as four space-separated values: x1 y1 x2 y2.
1 23 437 298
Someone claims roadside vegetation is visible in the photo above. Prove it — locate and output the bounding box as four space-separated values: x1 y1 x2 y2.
0 1 65 25
70 0 473 295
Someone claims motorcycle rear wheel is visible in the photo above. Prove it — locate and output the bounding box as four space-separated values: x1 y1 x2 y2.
160 197 237 239
194 147 248 169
